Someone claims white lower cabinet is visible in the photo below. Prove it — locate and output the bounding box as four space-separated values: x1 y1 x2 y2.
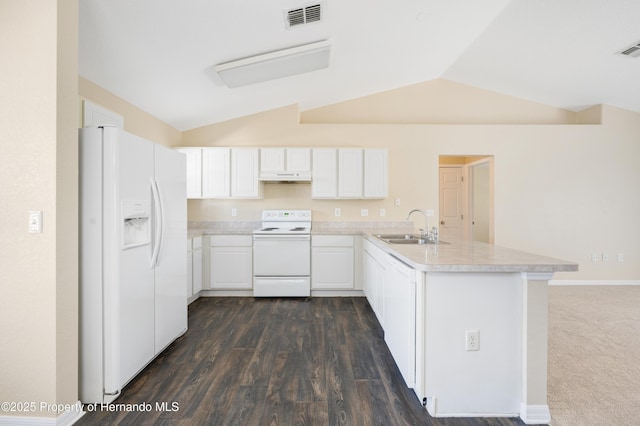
192 237 203 295
187 236 203 303
363 239 386 326
363 238 417 387
384 253 416 387
209 235 253 289
311 235 355 289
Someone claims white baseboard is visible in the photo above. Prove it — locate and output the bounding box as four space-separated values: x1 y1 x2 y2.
550 279 640 286
520 403 551 425
0 401 85 426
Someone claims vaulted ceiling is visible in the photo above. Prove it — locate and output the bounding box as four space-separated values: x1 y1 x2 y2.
79 0 640 131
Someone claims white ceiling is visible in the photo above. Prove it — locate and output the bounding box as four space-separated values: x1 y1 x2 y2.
79 0 640 131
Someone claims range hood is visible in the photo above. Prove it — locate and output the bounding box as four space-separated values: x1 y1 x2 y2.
259 171 312 182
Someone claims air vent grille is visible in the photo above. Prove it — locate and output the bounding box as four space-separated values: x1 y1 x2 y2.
618 41 640 58
286 3 322 28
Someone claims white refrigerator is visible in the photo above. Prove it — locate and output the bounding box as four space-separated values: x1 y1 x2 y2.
79 125 187 404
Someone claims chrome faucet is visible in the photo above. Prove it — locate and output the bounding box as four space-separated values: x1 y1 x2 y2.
406 209 429 239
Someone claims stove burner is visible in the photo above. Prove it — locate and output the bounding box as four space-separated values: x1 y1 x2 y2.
290 227 307 231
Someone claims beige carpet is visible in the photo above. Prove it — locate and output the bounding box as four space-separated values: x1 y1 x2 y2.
548 285 640 426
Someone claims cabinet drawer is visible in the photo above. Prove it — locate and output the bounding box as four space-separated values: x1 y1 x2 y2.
209 234 252 247
312 235 354 247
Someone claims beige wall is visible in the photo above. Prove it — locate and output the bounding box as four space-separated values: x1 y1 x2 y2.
182 85 639 282
1 0 78 418
79 77 181 147
300 79 583 124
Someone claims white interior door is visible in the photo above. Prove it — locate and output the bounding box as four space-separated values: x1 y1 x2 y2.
470 161 492 243
439 166 464 242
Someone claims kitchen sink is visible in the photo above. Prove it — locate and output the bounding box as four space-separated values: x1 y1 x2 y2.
374 234 448 245
376 234 419 240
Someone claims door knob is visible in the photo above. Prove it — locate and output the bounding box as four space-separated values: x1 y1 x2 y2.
440 220 445 225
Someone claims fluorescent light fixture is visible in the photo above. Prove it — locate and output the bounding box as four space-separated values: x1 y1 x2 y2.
215 40 331 88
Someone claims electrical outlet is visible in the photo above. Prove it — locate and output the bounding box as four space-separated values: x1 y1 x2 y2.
394 198 401 207
379 208 386 217
465 330 479 351
426 209 435 217
617 252 624 262
334 208 341 217
591 253 598 262
361 208 369 217
602 253 609 262
231 208 237 217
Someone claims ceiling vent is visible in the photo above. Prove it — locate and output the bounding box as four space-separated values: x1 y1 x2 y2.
617 40 640 58
286 3 322 28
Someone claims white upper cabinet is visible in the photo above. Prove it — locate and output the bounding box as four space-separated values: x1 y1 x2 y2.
338 148 364 198
312 148 338 198
312 148 388 199
260 148 285 173
364 149 388 198
286 148 311 172
202 147 230 198
231 148 262 198
175 148 202 199
180 146 385 200
260 148 311 180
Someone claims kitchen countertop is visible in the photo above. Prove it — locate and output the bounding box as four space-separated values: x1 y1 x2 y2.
188 221 578 274
362 234 578 273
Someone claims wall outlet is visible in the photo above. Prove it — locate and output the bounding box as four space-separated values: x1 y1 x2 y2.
334 208 341 217
231 208 237 217
394 198 401 206
379 208 386 217
591 253 598 262
617 252 624 262
426 209 435 217
360 208 369 217
602 253 609 262
465 330 479 351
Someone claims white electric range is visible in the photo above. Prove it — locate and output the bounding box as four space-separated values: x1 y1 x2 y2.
252 210 312 297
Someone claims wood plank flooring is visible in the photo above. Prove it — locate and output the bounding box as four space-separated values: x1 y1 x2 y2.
75 297 529 426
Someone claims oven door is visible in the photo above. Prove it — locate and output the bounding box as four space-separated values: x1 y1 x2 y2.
253 234 310 276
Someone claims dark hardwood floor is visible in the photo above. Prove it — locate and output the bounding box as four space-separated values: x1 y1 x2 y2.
75 297 531 426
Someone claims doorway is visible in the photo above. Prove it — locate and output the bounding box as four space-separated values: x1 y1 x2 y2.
439 156 494 243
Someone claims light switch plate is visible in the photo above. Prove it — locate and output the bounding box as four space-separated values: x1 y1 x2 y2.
29 210 43 233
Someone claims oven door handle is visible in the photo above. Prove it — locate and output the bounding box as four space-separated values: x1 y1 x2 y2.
253 234 311 241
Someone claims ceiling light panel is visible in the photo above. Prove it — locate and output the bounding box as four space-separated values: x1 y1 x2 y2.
214 40 331 88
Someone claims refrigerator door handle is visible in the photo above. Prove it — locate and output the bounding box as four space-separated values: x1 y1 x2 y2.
150 179 164 267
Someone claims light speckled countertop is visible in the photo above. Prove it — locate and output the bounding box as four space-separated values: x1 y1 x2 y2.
188 221 578 274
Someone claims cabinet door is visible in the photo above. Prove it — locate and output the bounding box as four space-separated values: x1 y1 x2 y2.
338 148 363 198
311 247 354 289
202 148 230 197
312 148 337 198
260 148 285 172
187 245 194 298
286 148 311 172
231 148 261 198
364 149 388 198
175 148 202 199
210 246 253 289
193 247 203 294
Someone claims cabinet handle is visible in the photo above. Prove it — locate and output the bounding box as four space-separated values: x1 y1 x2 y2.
440 220 445 225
